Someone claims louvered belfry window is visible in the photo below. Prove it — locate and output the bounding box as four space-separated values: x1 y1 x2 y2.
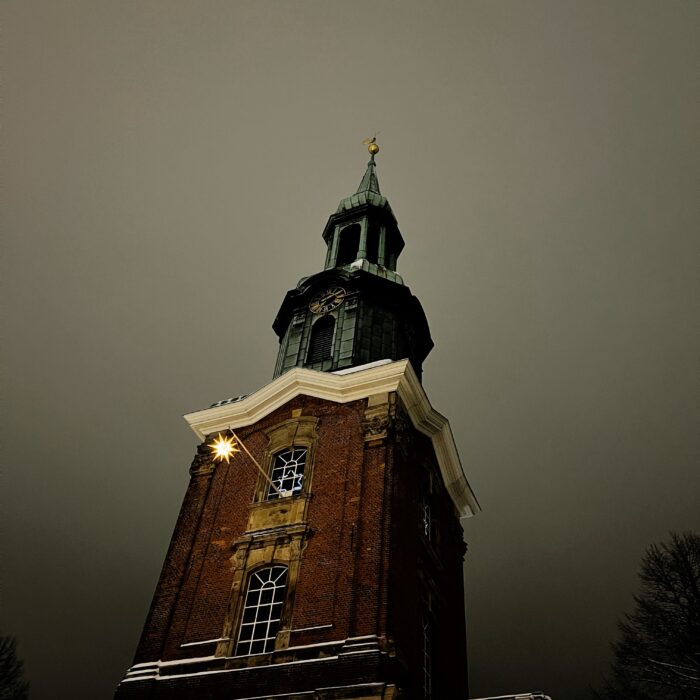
235 566 288 656
307 315 335 364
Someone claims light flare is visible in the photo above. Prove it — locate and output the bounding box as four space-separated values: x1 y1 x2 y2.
209 433 240 463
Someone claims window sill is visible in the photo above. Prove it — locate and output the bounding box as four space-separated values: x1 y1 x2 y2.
246 494 311 532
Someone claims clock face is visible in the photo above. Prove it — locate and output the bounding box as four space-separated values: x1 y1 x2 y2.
309 286 346 314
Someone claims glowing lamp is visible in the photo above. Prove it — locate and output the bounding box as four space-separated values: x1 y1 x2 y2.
209 433 239 463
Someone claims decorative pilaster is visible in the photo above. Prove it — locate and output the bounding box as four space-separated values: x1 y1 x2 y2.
361 392 410 443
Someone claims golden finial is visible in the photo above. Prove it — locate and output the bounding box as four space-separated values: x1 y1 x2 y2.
362 133 380 155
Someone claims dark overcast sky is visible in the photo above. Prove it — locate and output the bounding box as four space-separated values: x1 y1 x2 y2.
2 2 699 698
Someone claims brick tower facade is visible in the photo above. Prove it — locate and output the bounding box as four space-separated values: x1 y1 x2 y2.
115 150 479 700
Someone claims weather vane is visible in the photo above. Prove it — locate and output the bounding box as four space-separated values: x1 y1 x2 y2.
362 133 380 155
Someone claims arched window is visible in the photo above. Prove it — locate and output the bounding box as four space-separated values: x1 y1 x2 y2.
236 566 288 656
336 224 360 266
267 447 307 500
306 315 335 364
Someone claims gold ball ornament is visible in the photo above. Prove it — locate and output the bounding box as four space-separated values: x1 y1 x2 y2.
368 142 380 155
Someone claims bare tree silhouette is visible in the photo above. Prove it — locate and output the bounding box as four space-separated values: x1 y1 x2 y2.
595 532 700 700
0 634 29 700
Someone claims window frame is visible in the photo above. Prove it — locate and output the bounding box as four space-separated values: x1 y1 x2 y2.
335 223 361 266
420 468 438 547
306 314 336 365
234 565 289 657
253 416 320 504
420 590 440 700
266 446 309 500
218 528 309 661
421 491 432 541
422 614 433 700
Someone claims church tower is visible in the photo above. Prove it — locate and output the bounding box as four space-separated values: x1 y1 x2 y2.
115 145 479 700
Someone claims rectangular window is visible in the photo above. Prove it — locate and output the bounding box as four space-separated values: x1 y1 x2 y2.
422 615 433 699
421 493 432 540
307 316 335 364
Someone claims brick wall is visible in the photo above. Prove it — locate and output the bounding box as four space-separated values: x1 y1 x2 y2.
116 392 468 699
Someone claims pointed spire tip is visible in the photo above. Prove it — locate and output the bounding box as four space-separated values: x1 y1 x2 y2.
355 152 381 196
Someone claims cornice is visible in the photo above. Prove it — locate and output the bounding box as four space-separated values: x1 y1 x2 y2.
183 360 480 518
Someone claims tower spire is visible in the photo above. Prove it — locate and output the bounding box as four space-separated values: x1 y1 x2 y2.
355 153 381 195
336 140 390 214
272 142 432 380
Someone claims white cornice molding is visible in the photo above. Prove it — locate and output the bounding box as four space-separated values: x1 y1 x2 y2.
184 360 480 517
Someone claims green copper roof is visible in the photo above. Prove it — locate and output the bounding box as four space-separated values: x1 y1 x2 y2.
336 154 393 214
356 153 381 195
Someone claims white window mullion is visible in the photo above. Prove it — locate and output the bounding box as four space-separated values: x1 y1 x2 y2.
235 566 289 657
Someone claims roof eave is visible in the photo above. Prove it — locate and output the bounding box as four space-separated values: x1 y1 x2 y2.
184 359 480 518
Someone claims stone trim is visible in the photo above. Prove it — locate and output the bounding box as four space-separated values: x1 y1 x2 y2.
361 393 412 443
255 417 319 502
118 656 402 699
216 525 310 661
184 360 479 517
244 416 319 533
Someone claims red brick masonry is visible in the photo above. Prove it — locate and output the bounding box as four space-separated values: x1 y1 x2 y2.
115 393 468 699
